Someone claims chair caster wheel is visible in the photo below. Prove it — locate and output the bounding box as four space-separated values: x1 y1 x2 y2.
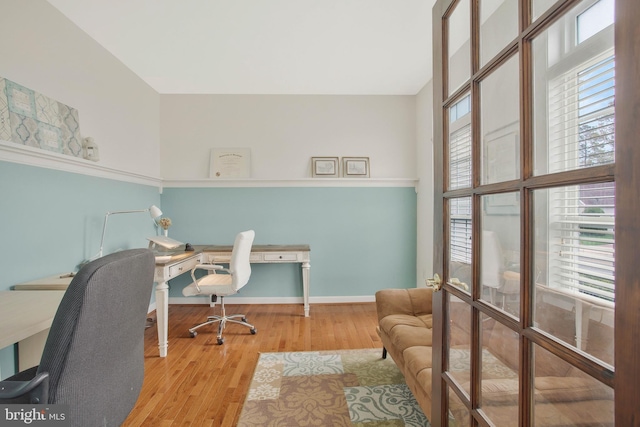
250 328 257 335
217 337 224 345
242 317 247 323
190 331 197 338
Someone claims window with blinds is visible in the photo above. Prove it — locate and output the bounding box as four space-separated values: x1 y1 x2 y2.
450 197 472 264
547 54 615 303
449 95 472 190
448 96 472 269
548 55 615 173
549 183 615 303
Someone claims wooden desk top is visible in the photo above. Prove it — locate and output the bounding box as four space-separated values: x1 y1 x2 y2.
152 244 310 266
202 244 311 252
153 249 202 265
0 290 66 349
13 274 74 291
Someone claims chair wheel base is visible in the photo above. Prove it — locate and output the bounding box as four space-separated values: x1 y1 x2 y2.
217 337 225 345
250 328 257 335
190 331 197 338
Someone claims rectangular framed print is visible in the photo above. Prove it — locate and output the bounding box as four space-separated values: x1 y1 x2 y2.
343 157 370 178
311 157 339 177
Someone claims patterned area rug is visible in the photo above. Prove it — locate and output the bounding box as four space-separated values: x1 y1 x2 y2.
238 348 430 426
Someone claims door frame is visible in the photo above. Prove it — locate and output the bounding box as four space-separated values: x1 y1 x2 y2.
430 0 640 425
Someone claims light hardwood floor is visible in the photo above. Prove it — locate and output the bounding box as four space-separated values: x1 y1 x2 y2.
123 302 382 426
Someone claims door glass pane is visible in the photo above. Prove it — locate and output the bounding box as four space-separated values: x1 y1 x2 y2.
449 94 472 190
449 385 471 426
577 0 615 44
448 0 471 95
533 186 615 365
532 0 557 21
480 314 519 427
532 0 615 176
480 0 518 67
481 54 520 184
481 193 520 317
449 197 472 293
533 344 614 426
448 294 472 395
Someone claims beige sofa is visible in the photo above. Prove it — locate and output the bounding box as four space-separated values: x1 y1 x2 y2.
375 284 615 425
375 287 434 420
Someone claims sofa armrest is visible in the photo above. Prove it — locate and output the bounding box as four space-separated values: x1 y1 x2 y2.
375 288 434 322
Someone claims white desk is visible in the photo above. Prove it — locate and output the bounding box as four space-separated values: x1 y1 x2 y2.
153 244 311 357
153 251 202 357
203 244 311 317
11 245 311 360
13 273 74 291
0 290 66 370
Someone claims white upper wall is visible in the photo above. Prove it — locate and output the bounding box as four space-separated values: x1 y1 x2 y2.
160 95 416 180
1 0 427 187
416 80 434 286
0 0 161 178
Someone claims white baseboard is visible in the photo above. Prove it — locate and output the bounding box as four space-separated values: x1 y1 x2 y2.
309 295 376 303
168 295 375 305
147 301 157 314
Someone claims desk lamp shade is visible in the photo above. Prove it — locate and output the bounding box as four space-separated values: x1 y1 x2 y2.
149 205 163 220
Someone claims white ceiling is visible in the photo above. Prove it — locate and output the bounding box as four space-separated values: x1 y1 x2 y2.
46 0 436 95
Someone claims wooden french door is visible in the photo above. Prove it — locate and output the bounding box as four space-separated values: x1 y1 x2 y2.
431 0 640 425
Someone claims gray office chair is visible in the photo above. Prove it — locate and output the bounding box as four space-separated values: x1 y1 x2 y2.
0 248 155 427
182 230 256 345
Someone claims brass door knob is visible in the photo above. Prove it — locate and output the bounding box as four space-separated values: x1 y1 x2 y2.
426 273 443 291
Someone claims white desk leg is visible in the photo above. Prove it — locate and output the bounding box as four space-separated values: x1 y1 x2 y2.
155 280 169 357
302 261 310 317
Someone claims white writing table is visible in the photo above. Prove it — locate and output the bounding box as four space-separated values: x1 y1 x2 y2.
0 290 66 371
153 244 310 357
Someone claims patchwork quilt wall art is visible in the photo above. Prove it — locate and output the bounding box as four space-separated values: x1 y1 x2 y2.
0 77 83 157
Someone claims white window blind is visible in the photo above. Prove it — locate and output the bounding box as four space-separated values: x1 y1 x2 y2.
449 95 472 190
549 183 615 302
449 125 472 190
548 55 615 173
547 54 616 303
450 197 472 264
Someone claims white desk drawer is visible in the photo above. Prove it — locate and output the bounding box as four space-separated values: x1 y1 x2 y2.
206 253 231 263
263 252 299 262
206 253 263 263
168 257 198 278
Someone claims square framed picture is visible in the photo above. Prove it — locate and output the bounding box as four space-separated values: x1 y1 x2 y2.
343 157 370 178
311 157 339 177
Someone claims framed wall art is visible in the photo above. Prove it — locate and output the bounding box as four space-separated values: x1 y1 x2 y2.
210 147 251 178
343 157 370 178
311 157 339 178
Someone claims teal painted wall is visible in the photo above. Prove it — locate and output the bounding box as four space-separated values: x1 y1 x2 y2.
0 164 417 378
0 161 161 378
161 187 417 299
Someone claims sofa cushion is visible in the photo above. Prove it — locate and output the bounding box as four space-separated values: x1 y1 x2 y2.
375 288 433 321
404 346 433 378
479 378 520 405
379 313 432 332
416 367 433 400
385 323 433 352
466 376 614 407
535 376 614 403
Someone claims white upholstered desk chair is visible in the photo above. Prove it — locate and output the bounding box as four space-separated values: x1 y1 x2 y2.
182 230 256 345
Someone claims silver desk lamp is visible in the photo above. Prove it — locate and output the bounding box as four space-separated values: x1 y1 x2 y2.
96 204 164 258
